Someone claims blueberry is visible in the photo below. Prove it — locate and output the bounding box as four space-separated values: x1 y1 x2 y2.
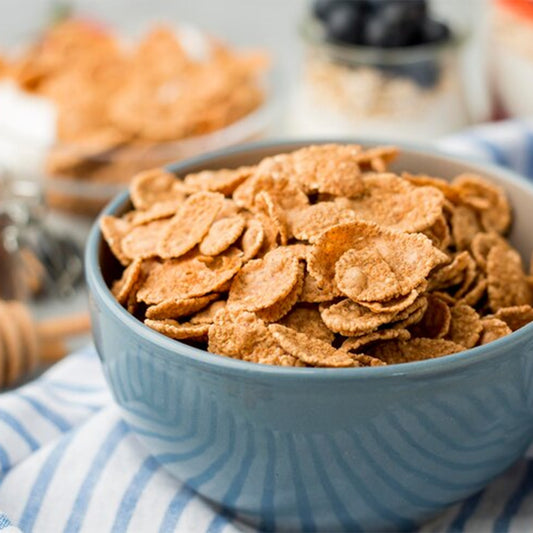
422 18 451 44
379 60 440 88
325 2 366 45
367 0 427 18
313 0 366 22
404 60 440 88
313 0 336 21
364 4 421 47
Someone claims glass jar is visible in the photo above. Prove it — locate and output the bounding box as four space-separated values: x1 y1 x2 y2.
290 17 471 142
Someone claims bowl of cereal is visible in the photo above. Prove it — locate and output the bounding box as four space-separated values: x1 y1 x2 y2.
86 140 533 532
0 19 272 220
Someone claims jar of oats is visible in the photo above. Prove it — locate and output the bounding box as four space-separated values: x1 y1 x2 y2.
290 1 470 141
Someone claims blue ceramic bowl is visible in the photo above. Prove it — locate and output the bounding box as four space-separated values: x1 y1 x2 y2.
86 140 533 532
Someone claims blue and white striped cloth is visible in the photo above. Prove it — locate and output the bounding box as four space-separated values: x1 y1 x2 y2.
2 119 533 532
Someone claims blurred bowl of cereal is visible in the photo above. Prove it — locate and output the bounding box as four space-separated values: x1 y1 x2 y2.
0 18 274 220
86 140 533 532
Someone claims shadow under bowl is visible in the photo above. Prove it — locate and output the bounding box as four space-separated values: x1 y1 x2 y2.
86 139 533 532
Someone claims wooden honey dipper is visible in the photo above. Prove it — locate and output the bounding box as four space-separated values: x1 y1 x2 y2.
0 300 91 389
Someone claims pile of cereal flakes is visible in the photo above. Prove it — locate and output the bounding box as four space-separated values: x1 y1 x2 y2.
101 144 533 368
2 20 266 183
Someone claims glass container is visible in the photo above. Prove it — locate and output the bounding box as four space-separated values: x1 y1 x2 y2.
290 16 471 142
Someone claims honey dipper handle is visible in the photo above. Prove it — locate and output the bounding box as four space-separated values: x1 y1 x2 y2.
37 312 91 341
39 339 68 364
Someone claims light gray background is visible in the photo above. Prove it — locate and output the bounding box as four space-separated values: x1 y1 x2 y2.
1 0 489 122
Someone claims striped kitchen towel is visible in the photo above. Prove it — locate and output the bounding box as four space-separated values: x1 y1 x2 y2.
2 118 533 532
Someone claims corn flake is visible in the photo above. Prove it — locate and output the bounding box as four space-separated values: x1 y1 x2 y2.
100 215 132 266
199 214 246 256
240 219 265 260
494 305 533 332
130 168 187 210
310 221 446 302
208 310 300 366
487 244 532 311
158 191 225 259
479 317 512 345
145 293 219 320
367 338 464 364
341 328 411 352
184 166 253 196
228 247 301 311
280 306 335 344
122 218 171 260
268 324 357 368
452 173 511 234
446 304 483 348
320 299 398 336
145 319 210 341
410 294 451 339
337 174 444 233
137 248 242 304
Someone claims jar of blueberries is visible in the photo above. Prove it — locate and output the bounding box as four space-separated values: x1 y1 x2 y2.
290 0 471 141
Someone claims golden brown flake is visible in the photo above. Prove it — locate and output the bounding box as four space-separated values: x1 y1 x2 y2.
410 294 451 339
390 296 429 329
208 310 299 366
320 299 398 336
479 317 512 345
494 305 533 332
137 249 242 304
199 215 246 256
452 173 511 234
487 244 532 311
457 277 488 308
288 203 357 244
255 263 305 322
100 215 132 266
184 166 253 196
189 301 227 325
341 328 411 352
130 168 187 210
428 251 473 291
228 247 301 311
402 172 461 204
112 258 144 306
299 268 342 303
145 293 219 320
280 306 335 343
354 146 399 172
233 171 309 212
446 304 483 348
451 205 481 250
240 219 265 260
130 202 180 226
158 191 225 259
268 324 357 367
255 191 289 245
367 338 464 364
122 219 171 260
354 288 421 314
337 174 445 233
422 215 452 251
471 232 510 272
309 221 446 302
144 319 210 341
